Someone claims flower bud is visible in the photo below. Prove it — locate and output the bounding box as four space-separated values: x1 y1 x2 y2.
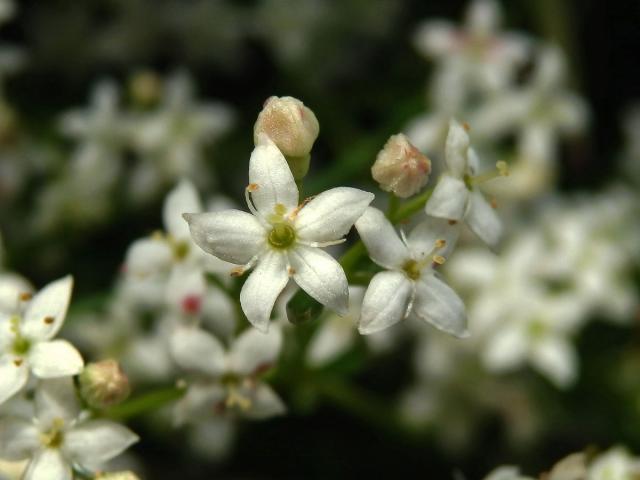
129 70 162 107
79 360 131 409
96 472 141 480
371 133 431 198
254 96 320 180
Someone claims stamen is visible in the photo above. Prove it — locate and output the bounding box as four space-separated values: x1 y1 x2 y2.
432 255 446 265
297 238 346 248
245 186 270 228
287 266 296 276
466 161 510 187
462 122 471 132
230 254 260 277
435 239 447 249
19 292 32 302
13 358 22 367
43 316 55 325
288 195 315 220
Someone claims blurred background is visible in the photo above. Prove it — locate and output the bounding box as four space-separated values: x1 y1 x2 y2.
1 0 639 478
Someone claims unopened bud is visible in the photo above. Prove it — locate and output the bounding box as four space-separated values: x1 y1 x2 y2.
79 360 131 409
129 70 162 107
96 472 141 480
254 96 320 180
371 134 431 198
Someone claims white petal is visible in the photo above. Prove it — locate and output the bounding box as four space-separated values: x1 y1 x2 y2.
290 246 349 315
243 383 286 420
295 187 375 243
0 418 39 460
29 340 84 378
0 273 33 315
465 190 502 249
483 325 528 372
227 326 282 376
22 276 73 341
64 420 138 466
407 216 460 260
413 274 468 337
23 449 72 480
184 210 265 265
354 207 409 269
169 325 226 376
444 119 470 177
35 377 80 426
425 174 469 221
307 316 356 367
359 271 413 335
166 265 206 315
174 383 226 426
189 418 235 459
0 354 29 405
163 179 202 240
123 237 173 278
404 112 447 153
531 337 577 388
248 138 298 215
466 0 500 36
240 251 289 332
413 21 457 58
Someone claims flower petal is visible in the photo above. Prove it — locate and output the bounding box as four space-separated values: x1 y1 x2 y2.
64 420 139 466
295 187 375 243
465 190 503 249
444 119 470 177
413 274 468 337
307 316 356 367
227 325 282 376
239 251 289 332
35 377 80 426
407 216 460 261
0 417 39 460
184 210 265 265
174 383 226 426
169 325 226 376
0 354 29 405
483 324 528 372
124 237 173 278
243 383 286 420
531 337 577 388
359 271 413 335
22 276 73 341
163 179 202 240
290 246 349 315
425 174 469 221
248 138 298 215
23 448 72 480
355 207 409 269
29 340 84 378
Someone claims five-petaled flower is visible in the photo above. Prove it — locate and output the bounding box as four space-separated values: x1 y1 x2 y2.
0 276 83 405
184 135 374 331
355 207 467 337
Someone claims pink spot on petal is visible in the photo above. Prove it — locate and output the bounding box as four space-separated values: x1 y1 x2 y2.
181 295 202 315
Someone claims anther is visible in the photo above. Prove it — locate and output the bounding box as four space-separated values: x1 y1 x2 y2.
247 183 259 192
43 316 55 325
432 255 446 265
230 267 245 277
19 292 32 301
435 239 447 249
13 358 23 367
462 122 471 132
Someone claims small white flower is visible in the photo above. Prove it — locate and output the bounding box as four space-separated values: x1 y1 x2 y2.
184 136 374 331
171 325 285 421
0 377 138 479
588 447 640 480
0 276 83 405
483 466 534 480
355 207 466 336
425 119 505 248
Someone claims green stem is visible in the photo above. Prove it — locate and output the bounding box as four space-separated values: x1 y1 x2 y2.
104 386 185 421
386 193 400 219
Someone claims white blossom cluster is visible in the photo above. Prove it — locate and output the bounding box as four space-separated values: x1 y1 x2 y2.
407 0 587 201
0 263 139 479
484 446 640 480
31 71 233 233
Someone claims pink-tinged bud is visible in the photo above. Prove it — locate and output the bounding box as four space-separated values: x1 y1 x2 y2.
79 359 131 409
254 96 320 180
371 134 431 198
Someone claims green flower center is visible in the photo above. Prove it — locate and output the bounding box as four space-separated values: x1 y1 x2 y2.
268 223 296 250
12 336 31 356
41 419 65 448
402 259 421 281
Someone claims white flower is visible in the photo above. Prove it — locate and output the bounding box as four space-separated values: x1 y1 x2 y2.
171 325 285 421
483 466 534 480
184 136 374 331
0 276 83 405
588 447 640 480
425 119 505 248
0 377 138 479
355 207 466 336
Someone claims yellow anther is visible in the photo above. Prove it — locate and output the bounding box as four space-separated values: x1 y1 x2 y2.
462 122 471 132
432 255 446 265
435 239 447 249
230 267 245 277
19 292 32 301
43 316 55 325
496 160 509 176
247 183 259 192
13 358 23 367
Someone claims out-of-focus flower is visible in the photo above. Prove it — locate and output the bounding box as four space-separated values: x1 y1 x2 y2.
355 207 465 336
483 466 533 480
0 276 83 404
0 377 138 479
185 135 374 331
426 119 506 248
171 325 285 421
254 96 319 180
371 133 431 198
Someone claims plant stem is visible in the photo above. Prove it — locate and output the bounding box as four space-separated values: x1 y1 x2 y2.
105 386 185 421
